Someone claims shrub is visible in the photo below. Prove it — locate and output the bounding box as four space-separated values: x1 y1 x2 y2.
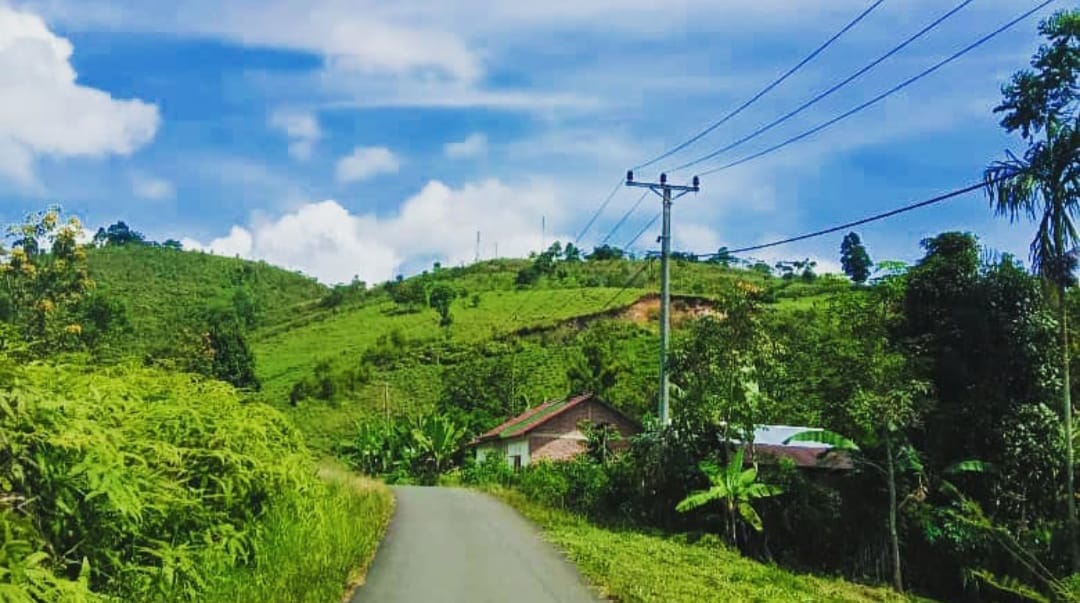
0 363 331 601
462 454 517 488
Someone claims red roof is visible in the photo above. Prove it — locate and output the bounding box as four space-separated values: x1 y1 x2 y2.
474 393 598 443
753 443 853 470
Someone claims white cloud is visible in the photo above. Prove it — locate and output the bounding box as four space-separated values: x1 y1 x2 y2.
0 5 159 185
269 109 321 161
131 172 175 201
444 133 488 159
181 225 252 259
335 146 400 183
182 178 570 284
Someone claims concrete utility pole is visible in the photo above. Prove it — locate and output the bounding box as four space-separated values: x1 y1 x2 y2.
625 171 700 426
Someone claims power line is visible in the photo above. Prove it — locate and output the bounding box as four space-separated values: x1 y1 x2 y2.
600 190 649 245
574 178 625 244
699 0 1057 177
692 179 992 259
596 258 656 314
633 0 887 172
624 211 662 251
670 0 974 173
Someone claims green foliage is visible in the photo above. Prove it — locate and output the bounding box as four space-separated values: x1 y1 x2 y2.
429 283 456 327
0 361 394 602
342 414 467 483
207 312 260 390
676 449 784 544
86 244 325 358
841 232 873 285
492 488 923 603
567 324 626 403
0 208 94 355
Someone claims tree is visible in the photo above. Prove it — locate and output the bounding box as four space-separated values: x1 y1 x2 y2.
0 208 94 354
670 290 774 443
429 284 456 327
676 448 783 548
706 247 737 267
564 243 583 262
567 332 625 402
103 221 145 246
800 283 930 593
206 312 260 390
983 8 1080 570
588 245 625 261
840 232 873 284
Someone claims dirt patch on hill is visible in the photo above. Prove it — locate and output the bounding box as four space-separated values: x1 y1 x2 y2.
621 294 723 326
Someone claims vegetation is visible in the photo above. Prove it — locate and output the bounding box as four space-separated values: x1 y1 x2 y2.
1 12 1078 602
492 487 921 603
984 9 1080 571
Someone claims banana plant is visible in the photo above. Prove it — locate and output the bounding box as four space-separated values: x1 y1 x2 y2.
410 415 467 475
676 448 783 547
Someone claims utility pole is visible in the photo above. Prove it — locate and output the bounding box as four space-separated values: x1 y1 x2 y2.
625 171 700 426
476 231 481 264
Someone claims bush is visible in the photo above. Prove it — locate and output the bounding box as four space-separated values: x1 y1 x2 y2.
520 462 571 508
517 458 611 518
462 454 517 488
0 362 355 601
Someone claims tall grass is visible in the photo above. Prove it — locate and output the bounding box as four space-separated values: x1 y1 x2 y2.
0 362 391 602
200 463 392 603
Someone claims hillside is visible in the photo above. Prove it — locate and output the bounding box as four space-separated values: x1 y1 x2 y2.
88 245 327 353
85 247 850 451
244 256 850 450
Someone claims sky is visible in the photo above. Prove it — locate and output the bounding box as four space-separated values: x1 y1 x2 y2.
0 0 1064 284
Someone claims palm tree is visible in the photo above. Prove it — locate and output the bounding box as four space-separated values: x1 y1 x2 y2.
984 9 1080 570
675 448 783 547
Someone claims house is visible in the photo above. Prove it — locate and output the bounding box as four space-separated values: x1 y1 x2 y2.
747 425 853 470
473 393 642 469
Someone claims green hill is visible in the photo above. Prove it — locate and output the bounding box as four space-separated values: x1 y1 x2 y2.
83 246 851 451
239 257 850 450
88 245 327 354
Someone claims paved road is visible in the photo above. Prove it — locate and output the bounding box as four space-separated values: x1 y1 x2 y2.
351 486 598 603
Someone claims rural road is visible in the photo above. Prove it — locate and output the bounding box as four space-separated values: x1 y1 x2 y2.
351 486 598 603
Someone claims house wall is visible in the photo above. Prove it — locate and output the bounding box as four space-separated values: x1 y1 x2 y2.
476 439 529 469
528 400 640 463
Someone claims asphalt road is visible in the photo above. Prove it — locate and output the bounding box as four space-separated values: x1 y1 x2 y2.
351 486 598 603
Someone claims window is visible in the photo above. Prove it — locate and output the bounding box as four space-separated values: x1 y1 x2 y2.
511 455 522 471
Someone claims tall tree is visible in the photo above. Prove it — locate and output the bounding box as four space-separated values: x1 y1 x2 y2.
840 232 873 284
984 9 1080 570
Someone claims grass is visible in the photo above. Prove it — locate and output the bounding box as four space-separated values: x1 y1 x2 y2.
89 245 326 352
490 488 929 603
199 460 393 603
253 287 645 397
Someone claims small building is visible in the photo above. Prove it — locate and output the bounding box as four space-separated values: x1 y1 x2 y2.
748 425 853 471
473 393 642 469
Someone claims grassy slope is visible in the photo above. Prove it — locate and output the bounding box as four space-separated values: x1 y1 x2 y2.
493 489 928 603
88 245 327 352
247 259 850 450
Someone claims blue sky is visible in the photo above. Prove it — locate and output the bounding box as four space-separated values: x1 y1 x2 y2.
0 0 1063 283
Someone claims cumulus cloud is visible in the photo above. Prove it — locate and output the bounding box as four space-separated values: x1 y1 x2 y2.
0 5 159 185
335 146 400 183
444 133 488 159
182 178 570 285
131 172 175 201
269 109 321 161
